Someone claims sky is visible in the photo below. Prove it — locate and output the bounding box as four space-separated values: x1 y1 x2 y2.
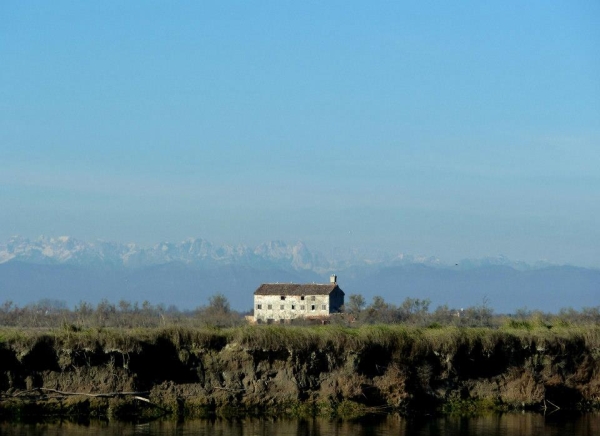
1 1 599 267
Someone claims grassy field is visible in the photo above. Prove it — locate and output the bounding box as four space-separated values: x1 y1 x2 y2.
2 321 599 356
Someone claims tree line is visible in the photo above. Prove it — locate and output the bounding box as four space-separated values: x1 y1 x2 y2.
1 295 598 329
0 295 244 329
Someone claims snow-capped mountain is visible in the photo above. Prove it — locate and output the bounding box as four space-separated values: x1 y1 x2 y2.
0 235 123 266
0 235 335 271
454 255 554 271
1 236 598 313
0 235 554 272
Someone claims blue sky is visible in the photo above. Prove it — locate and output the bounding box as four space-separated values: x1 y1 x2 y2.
1 1 599 267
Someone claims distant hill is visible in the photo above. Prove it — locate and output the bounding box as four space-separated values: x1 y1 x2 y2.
343 264 600 314
0 236 598 313
0 261 320 312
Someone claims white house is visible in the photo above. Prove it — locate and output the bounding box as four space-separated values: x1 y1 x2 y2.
252 275 345 323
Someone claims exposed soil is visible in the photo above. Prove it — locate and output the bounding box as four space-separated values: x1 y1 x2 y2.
1 328 599 420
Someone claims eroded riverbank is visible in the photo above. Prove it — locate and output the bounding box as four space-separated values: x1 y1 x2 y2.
1 325 599 421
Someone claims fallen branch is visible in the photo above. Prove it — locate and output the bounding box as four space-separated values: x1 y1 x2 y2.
542 398 561 416
132 396 172 414
2 389 172 416
3 388 150 401
36 388 151 398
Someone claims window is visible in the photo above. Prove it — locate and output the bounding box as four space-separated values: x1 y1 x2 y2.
311 305 315 311
280 305 284 310
280 296 286 300
267 304 272 310
291 305 296 310
257 304 262 310
300 305 305 310
311 296 316 301
322 305 327 310
301 296 305 300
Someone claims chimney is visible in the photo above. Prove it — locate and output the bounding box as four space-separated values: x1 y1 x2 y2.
330 274 337 284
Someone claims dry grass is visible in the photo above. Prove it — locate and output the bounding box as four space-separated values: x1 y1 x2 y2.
2 323 599 358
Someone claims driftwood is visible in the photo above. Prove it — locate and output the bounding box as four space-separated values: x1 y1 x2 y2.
542 398 561 416
39 388 151 398
2 388 171 414
4 388 150 399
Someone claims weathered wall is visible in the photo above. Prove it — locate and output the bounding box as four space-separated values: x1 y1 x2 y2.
254 294 330 322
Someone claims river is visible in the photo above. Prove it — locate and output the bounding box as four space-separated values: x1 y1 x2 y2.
1 413 599 436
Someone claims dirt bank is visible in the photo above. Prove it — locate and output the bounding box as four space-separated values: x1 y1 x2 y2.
1 325 599 420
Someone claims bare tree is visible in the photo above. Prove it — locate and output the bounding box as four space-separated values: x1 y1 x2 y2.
346 294 366 315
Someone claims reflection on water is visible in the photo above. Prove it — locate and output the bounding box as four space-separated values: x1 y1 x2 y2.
1 413 599 436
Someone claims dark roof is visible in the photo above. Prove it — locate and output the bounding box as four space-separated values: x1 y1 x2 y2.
254 283 344 296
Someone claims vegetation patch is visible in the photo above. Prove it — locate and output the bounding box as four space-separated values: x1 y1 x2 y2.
1 299 599 422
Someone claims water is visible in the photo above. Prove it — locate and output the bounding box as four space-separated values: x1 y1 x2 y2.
1 413 598 436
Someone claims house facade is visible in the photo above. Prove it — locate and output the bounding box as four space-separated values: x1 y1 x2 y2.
253 275 345 323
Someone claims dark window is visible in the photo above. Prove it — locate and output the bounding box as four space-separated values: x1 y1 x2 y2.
291 305 296 310
311 305 315 311
257 304 262 310
280 296 285 300
301 296 305 300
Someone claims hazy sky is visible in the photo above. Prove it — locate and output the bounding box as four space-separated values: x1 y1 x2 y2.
1 2 599 267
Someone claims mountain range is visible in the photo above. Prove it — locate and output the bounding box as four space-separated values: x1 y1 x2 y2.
1 236 598 313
